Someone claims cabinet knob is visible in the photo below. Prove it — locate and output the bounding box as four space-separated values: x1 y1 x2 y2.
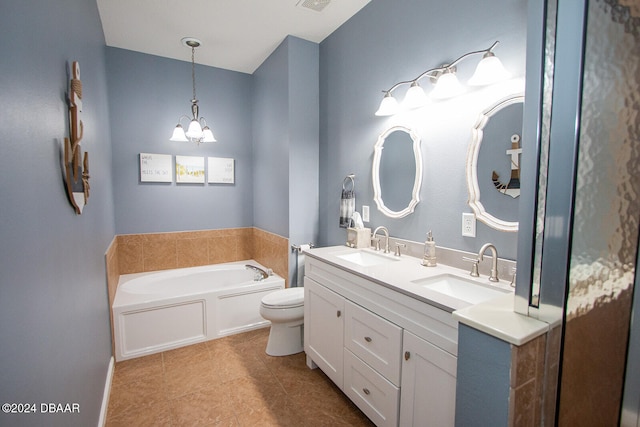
404 351 411 361
337 310 341 318
363 388 371 395
364 336 372 343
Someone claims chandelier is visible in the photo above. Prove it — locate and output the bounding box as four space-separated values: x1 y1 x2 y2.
169 37 216 144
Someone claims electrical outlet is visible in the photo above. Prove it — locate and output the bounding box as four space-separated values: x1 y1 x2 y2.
462 213 476 237
362 205 370 222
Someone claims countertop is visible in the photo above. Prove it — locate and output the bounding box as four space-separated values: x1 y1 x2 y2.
305 245 548 346
452 294 549 345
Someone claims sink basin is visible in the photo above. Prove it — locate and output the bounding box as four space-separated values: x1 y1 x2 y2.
412 273 510 304
335 250 399 267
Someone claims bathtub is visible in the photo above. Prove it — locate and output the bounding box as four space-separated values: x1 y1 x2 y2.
112 260 284 361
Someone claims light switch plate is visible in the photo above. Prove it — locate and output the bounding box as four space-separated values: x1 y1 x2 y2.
362 205 370 222
462 213 476 237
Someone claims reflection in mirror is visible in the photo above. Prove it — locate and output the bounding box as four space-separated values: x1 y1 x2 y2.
380 131 416 211
466 95 524 232
372 126 422 218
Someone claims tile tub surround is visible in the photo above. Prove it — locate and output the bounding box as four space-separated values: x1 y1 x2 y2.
112 227 288 283
106 328 373 426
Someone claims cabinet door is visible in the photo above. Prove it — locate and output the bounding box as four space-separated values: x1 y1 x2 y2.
304 276 345 389
400 330 457 427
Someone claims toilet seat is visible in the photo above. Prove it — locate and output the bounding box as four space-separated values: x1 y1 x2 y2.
261 287 304 309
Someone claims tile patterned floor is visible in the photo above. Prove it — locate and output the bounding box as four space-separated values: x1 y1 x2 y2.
106 328 375 426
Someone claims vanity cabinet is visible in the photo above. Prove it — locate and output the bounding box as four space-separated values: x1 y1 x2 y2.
304 256 459 427
304 277 345 388
400 330 457 426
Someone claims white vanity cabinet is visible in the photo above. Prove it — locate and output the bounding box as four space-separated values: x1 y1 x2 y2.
400 330 457 426
304 276 345 388
304 255 459 427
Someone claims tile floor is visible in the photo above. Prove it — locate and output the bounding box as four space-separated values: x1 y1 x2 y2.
106 328 375 426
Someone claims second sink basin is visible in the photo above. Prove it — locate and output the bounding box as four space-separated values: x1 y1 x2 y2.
335 250 399 267
412 273 510 304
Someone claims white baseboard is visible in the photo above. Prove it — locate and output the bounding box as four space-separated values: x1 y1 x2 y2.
98 356 115 427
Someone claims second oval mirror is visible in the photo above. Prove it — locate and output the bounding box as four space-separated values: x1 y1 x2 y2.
466 94 524 232
372 125 423 218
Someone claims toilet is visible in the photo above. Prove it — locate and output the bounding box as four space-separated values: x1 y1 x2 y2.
259 287 305 356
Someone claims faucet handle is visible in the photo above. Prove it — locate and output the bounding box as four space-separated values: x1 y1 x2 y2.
462 257 480 277
510 267 517 288
394 243 407 257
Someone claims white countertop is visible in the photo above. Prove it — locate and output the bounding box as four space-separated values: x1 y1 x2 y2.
305 245 548 346
452 294 549 345
304 245 515 311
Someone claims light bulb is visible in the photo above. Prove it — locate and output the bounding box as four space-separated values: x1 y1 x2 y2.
375 92 400 116
403 82 429 110
431 71 465 99
468 52 511 86
170 124 188 142
202 127 216 142
186 119 203 139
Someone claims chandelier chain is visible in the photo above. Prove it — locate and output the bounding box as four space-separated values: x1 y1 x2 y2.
191 46 197 101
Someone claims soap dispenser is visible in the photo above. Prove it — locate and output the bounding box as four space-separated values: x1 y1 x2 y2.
422 230 437 267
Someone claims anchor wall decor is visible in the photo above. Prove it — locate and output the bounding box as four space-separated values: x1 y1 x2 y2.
62 61 90 214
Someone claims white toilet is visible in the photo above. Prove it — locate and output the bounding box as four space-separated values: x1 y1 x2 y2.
259 287 305 356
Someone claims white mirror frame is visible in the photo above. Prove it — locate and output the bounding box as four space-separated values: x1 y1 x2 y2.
466 94 524 232
372 125 423 218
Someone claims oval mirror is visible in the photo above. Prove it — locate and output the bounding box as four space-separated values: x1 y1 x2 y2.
466 94 524 232
372 126 423 218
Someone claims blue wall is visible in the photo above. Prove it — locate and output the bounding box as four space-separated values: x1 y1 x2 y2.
318 0 528 259
253 36 320 283
0 0 115 425
252 40 291 237
106 47 254 235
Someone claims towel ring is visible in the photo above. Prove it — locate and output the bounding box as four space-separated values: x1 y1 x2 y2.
342 174 355 192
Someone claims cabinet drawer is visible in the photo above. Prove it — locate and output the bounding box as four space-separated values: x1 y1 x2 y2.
344 349 399 427
345 300 402 385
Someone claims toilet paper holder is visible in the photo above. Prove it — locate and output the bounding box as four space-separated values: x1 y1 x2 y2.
291 243 315 253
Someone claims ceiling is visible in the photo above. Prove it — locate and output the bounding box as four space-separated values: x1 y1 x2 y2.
97 0 371 74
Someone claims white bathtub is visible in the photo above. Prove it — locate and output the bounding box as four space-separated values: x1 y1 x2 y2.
112 260 284 361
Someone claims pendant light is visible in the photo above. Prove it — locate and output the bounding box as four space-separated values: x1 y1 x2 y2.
170 37 216 144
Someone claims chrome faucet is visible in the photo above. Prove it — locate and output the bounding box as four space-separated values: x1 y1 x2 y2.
478 243 499 282
245 264 269 281
372 226 390 253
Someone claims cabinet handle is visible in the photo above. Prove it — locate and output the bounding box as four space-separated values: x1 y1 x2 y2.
404 351 411 361
364 336 372 343
337 310 341 318
363 388 371 395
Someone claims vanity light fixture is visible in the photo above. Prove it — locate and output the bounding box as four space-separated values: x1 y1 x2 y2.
170 37 216 144
374 41 510 116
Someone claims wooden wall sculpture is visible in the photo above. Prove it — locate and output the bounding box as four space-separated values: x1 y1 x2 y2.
63 61 90 214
